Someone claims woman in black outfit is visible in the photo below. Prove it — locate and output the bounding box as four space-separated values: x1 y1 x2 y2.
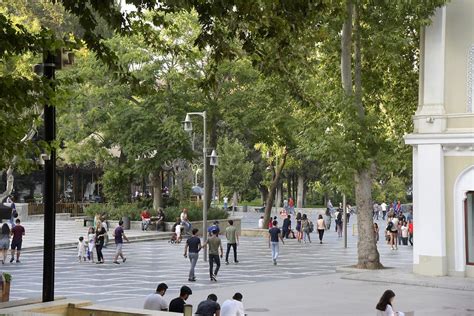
95 220 106 264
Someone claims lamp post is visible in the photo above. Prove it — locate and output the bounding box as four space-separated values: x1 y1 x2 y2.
183 111 209 261
209 150 218 202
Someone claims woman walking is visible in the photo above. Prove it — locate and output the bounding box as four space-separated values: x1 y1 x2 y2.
295 212 302 243
316 214 326 244
301 214 311 243
324 209 331 231
95 220 107 264
0 223 10 264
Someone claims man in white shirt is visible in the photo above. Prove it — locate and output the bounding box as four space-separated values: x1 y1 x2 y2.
143 283 168 311
381 202 387 220
220 292 245 316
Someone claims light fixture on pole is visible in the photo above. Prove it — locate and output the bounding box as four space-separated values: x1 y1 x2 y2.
209 150 218 166
183 111 208 261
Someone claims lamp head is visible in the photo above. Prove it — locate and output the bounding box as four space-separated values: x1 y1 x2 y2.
183 114 192 132
209 149 218 166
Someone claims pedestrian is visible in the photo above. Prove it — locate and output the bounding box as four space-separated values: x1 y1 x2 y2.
0 223 11 264
283 198 288 211
381 201 387 220
172 218 182 244
295 212 302 243
180 208 192 234
225 220 239 264
301 214 311 243
376 289 403 316
195 293 221 316
203 229 223 281
184 228 201 281
7 196 16 228
223 196 228 211
373 223 379 243
169 285 193 313
258 216 264 229
221 292 245 316
77 236 86 262
282 215 291 239
316 214 326 244
100 214 109 247
268 220 284 265
324 209 331 231
95 220 106 264
155 208 166 231
336 208 343 237
288 197 295 214
401 221 409 246
387 213 398 250
143 283 168 311
113 220 129 264
10 218 25 263
408 220 413 246
87 227 95 262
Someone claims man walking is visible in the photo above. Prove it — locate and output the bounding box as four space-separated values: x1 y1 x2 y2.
184 228 201 281
10 218 25 263
203 229 223 281
225 220 239 264
112 220 129 264
268 220 284 265
143 283 168 311
381 201 387 220
282 215 291 239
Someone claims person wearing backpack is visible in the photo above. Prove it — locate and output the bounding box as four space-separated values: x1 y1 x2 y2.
336 210 343 237
301 214 311 243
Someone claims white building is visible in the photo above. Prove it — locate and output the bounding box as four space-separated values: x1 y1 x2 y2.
405 0 474 277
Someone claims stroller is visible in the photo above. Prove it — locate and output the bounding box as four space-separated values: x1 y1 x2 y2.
169 223 183 244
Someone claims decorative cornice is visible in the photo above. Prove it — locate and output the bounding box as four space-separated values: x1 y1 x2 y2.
468 44 474 112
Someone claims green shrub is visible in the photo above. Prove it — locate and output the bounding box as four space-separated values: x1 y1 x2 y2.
164 204 228 222
84 203 144 221
2 272 12 283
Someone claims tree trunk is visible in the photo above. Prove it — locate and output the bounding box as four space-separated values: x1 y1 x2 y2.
275 184 281 208
263 148 288 227
355 168 382 269
149 171 163 211
296 174 304 208
259 185 268 205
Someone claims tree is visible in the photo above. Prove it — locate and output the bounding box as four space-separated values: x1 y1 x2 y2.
215 138 253 204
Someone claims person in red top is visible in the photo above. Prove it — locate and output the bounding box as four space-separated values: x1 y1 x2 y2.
408 220 414 246
141 209 151 231
10 218 25 263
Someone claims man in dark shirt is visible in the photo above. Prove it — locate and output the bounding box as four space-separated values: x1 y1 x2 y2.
112 220 129 264
169 285 192 313
282 215 291 239
268 220 284 265
184 228 201 281
10 218 25 263
195 293 220 316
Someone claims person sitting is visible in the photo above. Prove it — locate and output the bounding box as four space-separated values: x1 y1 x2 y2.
155 208 166 231
180 208 192 234
221 292 245 316
143 283 168 311
376 289 405 316
208 221 220 236
169 285 192 313
195 293 221 316
141 209 151 231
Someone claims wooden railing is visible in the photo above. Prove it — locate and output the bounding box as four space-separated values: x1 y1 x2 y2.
28 203 90 217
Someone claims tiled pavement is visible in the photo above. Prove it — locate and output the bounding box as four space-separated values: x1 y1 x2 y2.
1 220 413 303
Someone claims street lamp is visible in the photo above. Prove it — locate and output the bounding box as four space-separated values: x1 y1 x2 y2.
183 111 209 261
209 150 218 202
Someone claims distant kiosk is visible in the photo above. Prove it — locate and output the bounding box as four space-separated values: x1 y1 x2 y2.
405 0 474 277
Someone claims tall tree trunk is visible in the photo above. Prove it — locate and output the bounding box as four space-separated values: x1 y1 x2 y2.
259 185 268 205
149 171 163 211
355 167 382 269
292 173 297 202
296 174 304 208
263 148 288 227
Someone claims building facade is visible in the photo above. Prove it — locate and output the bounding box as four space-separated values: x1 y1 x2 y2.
405 0 474 277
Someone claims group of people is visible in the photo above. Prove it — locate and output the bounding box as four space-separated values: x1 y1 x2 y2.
384 211 413 250
78 218 129 264
373 200 403 221
182 219 239 282
140 208 165 231
0 219 25 264
144 283 245 315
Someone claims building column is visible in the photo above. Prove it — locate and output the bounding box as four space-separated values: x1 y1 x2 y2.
413 143 447 276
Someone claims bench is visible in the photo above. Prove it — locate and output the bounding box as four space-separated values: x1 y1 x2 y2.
254 207 265 213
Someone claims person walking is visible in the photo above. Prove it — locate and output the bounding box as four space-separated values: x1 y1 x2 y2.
87 227 95 262
408 220 414 246
143 283 168 311
225 220 239 264
301 214 311 243
268 220 284 265
195 293 221 316
316 214 326 244
95 220 106 264
203 229 223 281
184 228 201 281
295 212 302 243
113 220 129 264
281 215 291 239
221 292 245 316
77 236 86 262
335 209 343 237
0 223 10 264
169 285 193 313
324 209 331 231
401 221 409 246
10 218 25 263
388 213 399 250
381 201 387 220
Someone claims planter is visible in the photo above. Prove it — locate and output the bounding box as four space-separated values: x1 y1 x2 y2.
121 216 131 230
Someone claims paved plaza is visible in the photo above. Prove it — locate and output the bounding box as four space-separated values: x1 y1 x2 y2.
1 213 473 315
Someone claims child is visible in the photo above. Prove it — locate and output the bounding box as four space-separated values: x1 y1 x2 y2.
87 227 95 262
175 222 182 243
77 236 86 262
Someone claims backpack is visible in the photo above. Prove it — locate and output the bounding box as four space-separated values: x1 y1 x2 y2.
336 212 342 224
386 221 393 231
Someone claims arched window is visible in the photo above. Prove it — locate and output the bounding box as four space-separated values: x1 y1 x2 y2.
465 191 474 265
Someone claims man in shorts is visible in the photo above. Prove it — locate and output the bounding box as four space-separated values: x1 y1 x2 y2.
112 220 129 264
10 218 25 263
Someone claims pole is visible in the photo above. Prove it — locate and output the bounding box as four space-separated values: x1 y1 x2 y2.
42 51 56 302
202 111 208 262
343 193 347 248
